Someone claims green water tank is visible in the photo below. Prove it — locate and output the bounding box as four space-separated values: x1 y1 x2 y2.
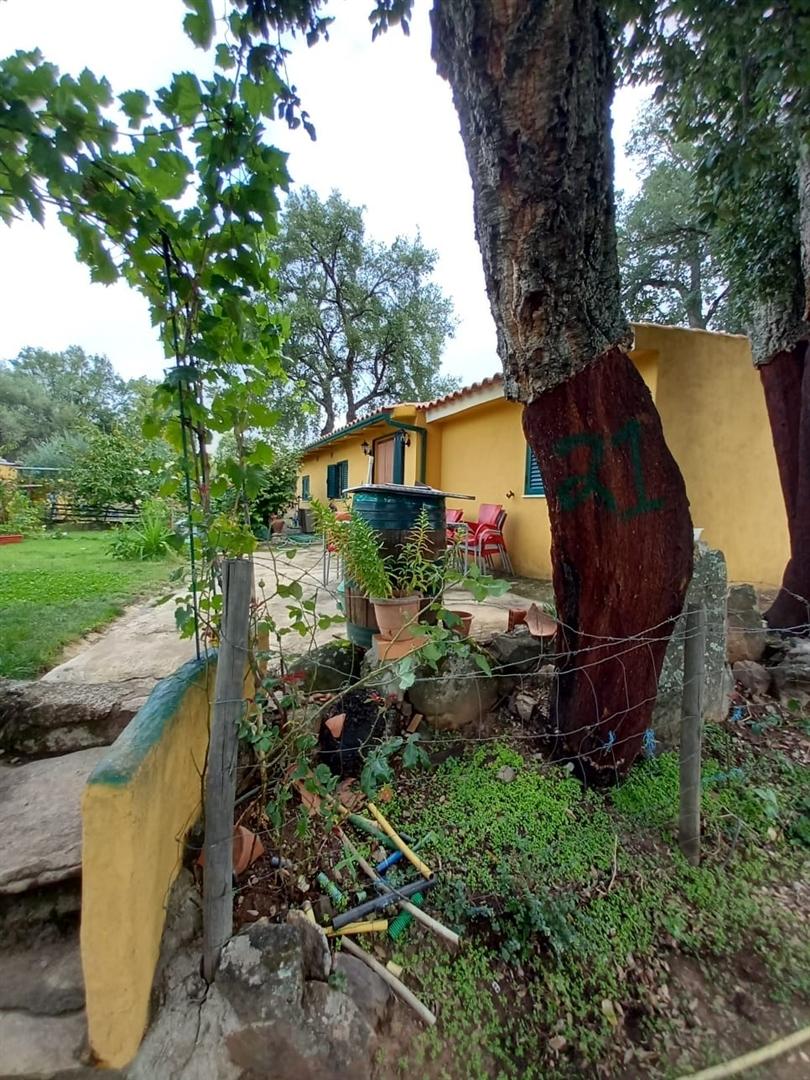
343 483 447 649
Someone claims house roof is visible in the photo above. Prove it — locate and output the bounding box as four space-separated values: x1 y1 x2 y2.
423 373 504 410
301 409 394 453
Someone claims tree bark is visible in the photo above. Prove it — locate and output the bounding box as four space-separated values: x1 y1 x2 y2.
799 143 810 321
750 278 810 633
524 350 692 772
432 0 693 774
759 343 810 631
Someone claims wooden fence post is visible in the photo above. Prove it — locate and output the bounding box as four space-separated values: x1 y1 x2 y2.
679 602 706 866
202 558 253 982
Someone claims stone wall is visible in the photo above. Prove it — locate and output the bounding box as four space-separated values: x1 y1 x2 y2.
653 542 730 749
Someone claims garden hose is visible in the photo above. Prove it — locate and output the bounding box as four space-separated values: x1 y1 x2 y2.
387 892 424 941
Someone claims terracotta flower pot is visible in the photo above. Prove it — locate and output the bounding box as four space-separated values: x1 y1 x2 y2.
233 825 265 876
197 825 264 877
447 610 473 637
0 534 23 545
270 517 285 534
373 633 427 662
371 594 422 640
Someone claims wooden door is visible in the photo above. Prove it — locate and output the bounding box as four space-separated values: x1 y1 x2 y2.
374 436 395 484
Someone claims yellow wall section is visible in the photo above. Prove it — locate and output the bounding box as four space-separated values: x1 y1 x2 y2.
638 324 788 585
81 658 215 1068
436 397 556 580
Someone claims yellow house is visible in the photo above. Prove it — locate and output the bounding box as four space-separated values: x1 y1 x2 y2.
297 323 788 586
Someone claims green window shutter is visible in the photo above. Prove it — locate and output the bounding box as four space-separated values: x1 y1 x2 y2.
524 446 545 495
392 433 405 485
338 460 349 494
301 475 310 500
326 463 338 499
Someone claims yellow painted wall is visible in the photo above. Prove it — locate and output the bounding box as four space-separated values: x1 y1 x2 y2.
435 397 556 579
636 324 788 585
82 657 217 1068
297 408 423 503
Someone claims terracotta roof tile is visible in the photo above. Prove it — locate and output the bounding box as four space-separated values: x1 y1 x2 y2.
423 372 504 410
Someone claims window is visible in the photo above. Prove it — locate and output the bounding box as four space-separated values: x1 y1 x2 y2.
524 445 545 496
301 475 310 500
326 460 349 499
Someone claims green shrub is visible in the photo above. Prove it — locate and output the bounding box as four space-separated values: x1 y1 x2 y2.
0 481 43 536
108 499 178 561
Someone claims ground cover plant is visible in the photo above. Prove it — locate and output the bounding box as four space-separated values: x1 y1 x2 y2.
0 532 175 677
230 654 809 1080
365 719 810 1079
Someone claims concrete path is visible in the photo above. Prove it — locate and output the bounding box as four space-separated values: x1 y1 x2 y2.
38 543 549 700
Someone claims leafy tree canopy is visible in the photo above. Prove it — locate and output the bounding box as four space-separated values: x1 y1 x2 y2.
614 0 809 323
8 346 125 432
0 368 80 458
274 188 458 437
617 106 735 332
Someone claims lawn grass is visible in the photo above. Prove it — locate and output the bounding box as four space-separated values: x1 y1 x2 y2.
0 531 175 678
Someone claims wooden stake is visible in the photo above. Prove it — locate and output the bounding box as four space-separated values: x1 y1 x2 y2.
367 802 433 878
678 1023 810 1079
679 602 706 867
341 937 436 1026
202 558 253 982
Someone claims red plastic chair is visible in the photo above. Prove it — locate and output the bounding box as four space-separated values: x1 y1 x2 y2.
463 503 503 541
445 507 463 542
463 509 513 573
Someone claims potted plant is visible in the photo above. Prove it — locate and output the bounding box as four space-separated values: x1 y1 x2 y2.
314 504 442 642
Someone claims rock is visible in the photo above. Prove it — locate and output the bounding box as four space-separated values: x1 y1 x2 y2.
653 543 730 749
0 746 107 894
496 765 516 783
0 881 82 946
0 1009 87 1077
0 931 84 1014
407 651 498 731
0 679 138 758
771 641 810 706
332 953 392 1031
512 692 538 724
486 627 553 684
217 920 305 1025
727 583 767 664
152 870 202 991
732 660 771 697
129 920 381 1080
286 910 330 981
286 642 362 693
227 983 375 1080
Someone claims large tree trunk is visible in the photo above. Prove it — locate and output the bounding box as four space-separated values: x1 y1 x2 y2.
751 276 810 631
432 0 692 775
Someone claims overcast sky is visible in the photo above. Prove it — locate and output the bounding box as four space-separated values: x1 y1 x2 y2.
0 0 650 388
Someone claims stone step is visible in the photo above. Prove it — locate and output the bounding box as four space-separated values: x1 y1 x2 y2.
0 746 107 896
0 1009 87 1078
0 927 91 1079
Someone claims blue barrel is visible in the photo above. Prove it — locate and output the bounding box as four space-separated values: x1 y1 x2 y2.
344 484 446 648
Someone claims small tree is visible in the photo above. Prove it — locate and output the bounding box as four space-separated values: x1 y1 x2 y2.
276 188 457 436
70 431 158 511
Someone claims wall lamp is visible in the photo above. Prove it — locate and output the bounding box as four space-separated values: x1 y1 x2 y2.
361 440 371 455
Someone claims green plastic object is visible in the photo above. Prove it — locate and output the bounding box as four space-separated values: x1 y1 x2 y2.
387 892 424 941
316 872 346 909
